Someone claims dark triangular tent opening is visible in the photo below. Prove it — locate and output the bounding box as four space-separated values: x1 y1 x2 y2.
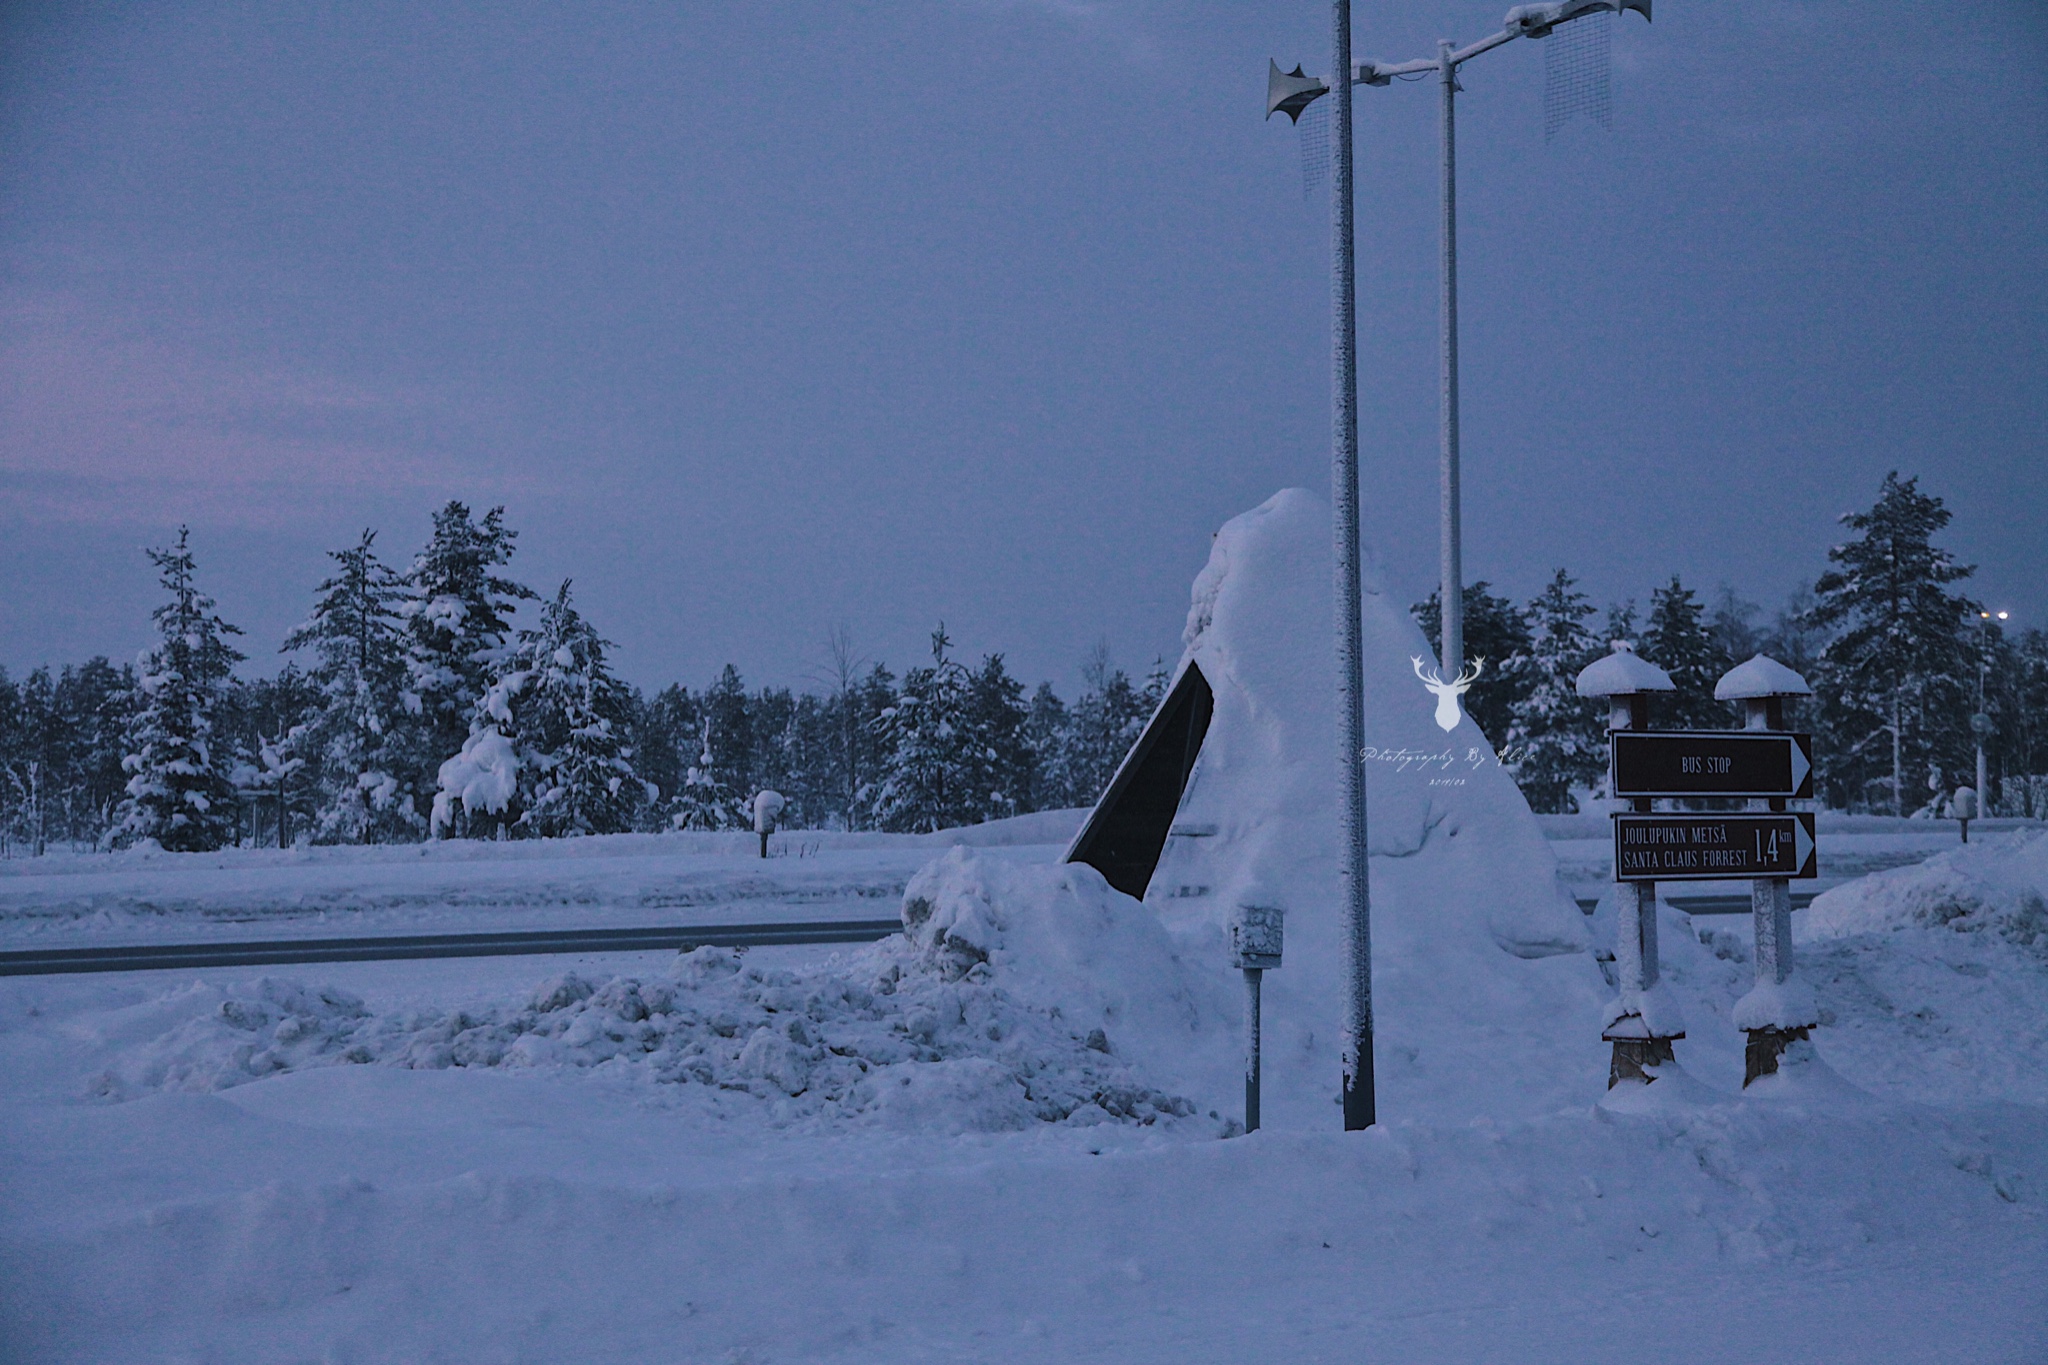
1064 661 1214 899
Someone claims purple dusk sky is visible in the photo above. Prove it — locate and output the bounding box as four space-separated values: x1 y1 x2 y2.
3 2 2043 693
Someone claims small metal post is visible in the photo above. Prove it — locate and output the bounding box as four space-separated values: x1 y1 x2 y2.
1231 903 1285 1135
1243 967 1263 1133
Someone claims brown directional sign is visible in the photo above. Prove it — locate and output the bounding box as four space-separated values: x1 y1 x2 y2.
1611 730 1814 799
1613 812 1817 883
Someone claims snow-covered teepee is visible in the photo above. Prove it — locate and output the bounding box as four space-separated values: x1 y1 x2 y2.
1068 489 1609 1126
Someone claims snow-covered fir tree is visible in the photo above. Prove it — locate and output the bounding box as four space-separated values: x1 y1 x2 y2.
699 665 754 807
1642 576 1732 730
281 529 417 841
1505 569 1606 813
1022 682 1070 809
865 627 975 833
504 581 648 837
669 718 744 830
1058 646 1154 810
223 666 323 847
1805 472 1975 813
114 528 246 851
959 652 1032 823
403 502 536 799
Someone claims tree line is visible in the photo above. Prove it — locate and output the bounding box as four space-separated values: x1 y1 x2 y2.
1 473 2042 854
1422 472 2048 816
0 503 1161 853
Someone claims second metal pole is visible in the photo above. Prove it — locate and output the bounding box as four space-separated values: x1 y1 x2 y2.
1244 967 1263 1133
1437 40 1463 680
1332 0 1376 1132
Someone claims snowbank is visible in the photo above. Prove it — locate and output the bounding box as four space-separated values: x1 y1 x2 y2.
83 850 1232 1136
1146 490 1607 1125
1804 828 2048 955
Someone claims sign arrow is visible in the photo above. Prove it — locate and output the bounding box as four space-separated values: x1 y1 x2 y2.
1611 731 1815 799
1794 818 1814 876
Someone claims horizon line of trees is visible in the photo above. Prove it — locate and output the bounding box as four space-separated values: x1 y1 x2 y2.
0 501 1164 854
2 473 2044 854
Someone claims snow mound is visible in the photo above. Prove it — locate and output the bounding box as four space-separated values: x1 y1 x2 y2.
1804 829 2048 956
84 852 1224 1134
1147 490 1609 1126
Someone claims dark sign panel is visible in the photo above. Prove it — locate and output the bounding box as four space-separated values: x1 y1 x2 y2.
1613 813 1817 883
1611 731 1813 799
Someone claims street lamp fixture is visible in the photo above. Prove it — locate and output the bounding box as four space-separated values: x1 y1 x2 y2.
1270 0 1652 681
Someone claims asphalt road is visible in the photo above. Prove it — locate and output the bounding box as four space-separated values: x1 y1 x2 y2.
0 918 905 977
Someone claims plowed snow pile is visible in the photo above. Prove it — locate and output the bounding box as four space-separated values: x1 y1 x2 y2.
82 850 1233 1135
1805 827 2048 954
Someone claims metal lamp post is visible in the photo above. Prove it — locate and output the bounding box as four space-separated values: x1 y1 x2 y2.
1266 0 1651 1129
1357 1 1652 679
1276 1 1653 679
1268 0 1375 1132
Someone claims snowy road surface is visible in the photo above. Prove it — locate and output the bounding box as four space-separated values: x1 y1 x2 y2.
0 820 2042 1363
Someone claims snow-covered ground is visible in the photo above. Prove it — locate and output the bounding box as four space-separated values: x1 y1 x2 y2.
1 831 2044 1362
2 488 2041 1363
0 810 1088 949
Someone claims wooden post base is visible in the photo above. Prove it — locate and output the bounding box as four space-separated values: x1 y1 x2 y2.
1743 1026 1810 1087
1607 1037 1676 1089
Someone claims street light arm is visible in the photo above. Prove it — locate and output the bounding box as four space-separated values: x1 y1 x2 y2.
1352 56 1436 86
1448 28 1521 66
1356 0 1651 87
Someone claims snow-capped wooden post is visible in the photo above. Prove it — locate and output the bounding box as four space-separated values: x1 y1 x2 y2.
752 790 785 859
1229 902 1284 1133
1715 655 1820 1085
1576 642 1684 1087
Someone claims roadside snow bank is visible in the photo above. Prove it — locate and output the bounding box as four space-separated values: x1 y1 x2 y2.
1805 829 2048 955
83 851 1229 1135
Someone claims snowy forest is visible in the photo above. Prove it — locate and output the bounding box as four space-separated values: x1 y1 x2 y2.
2 473 2044 855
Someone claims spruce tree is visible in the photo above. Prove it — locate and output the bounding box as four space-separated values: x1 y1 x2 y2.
634 683 697 812
669 717 743 830
115 529 246 851
1806 472 1975 813
961 652 1033 822
1411 582 1535 744
1023 682 1071 810
1642 575 1732 730
1060 647 1150 809
500 581 648 837
56 659 135 844
282 529 417 841
1506 569 1606 813
867 627 974 832
222 667 324 847
700 665 754 808
403 502 536 796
